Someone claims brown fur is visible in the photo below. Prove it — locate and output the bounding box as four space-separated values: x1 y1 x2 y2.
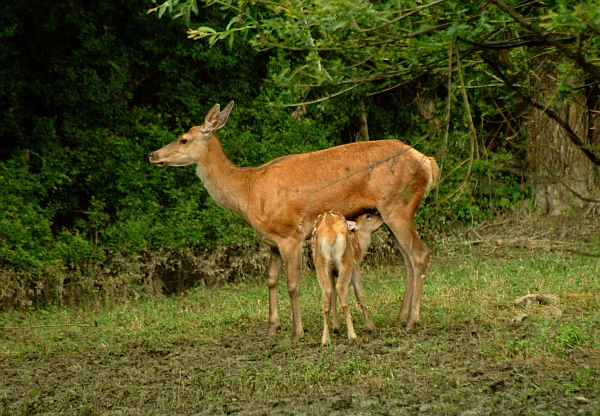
149 102 439 340
312 211 383 345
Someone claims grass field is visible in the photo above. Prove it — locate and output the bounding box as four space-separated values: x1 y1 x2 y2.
1 217 600 415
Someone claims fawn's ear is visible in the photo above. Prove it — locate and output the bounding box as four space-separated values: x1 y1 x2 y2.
346 220 356 231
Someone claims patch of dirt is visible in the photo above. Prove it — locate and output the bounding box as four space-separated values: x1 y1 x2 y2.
1 322 599 415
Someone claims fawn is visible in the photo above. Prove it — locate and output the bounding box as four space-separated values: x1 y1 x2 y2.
312 211 383 345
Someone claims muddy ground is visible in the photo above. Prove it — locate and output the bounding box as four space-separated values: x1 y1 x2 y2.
2 322 599 415
1 216 600 415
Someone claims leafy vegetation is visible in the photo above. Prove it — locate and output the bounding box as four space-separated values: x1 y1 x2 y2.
1 0 599 309
0 0 355 308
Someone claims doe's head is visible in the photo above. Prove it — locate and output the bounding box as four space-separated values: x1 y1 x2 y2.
148 101 234 167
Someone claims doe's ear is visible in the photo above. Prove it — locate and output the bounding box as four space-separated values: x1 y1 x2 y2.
216 101 234 129
204 103 221 129
346 221 357 232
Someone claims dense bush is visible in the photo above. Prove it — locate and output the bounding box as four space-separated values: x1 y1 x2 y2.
0 0 345 308
0 0 529 310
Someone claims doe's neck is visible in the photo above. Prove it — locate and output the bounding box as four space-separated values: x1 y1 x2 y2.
195 135 250 218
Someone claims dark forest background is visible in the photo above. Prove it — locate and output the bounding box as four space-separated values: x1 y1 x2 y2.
1 0 598 310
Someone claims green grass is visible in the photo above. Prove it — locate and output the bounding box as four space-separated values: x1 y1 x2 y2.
1 247 600 414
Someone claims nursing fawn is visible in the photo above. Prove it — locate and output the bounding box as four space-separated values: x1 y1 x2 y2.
312 211 383 345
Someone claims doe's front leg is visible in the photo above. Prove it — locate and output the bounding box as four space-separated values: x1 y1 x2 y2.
281 242 305 340
266 248 283 337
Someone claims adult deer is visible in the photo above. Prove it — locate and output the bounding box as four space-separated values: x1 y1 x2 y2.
148 102 439 340
312 211 384 345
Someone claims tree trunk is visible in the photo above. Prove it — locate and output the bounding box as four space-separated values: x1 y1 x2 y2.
356 99 369 142
526 79 600 215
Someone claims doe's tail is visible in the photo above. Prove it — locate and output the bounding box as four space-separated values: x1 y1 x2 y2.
424 156 440 194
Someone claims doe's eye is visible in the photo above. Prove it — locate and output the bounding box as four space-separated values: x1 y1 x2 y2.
180 139 188 144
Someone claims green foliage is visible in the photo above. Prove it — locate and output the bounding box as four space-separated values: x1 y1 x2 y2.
0 156 55 269
556 323 590 351
0 0 354 308
4 0 591 309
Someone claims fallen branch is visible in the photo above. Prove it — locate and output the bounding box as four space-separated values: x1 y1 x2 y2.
495 238 568 249
461 239 485 245
513 293 560 307
1 322 98 331
563 248 600 258
474 219 511 230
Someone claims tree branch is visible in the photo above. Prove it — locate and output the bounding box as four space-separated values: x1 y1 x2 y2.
353 0 447 33
450 45 476 201
457 34 578 50
278 85 359 107
436 39 454 204
256 23 451 52
488 0 600 82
